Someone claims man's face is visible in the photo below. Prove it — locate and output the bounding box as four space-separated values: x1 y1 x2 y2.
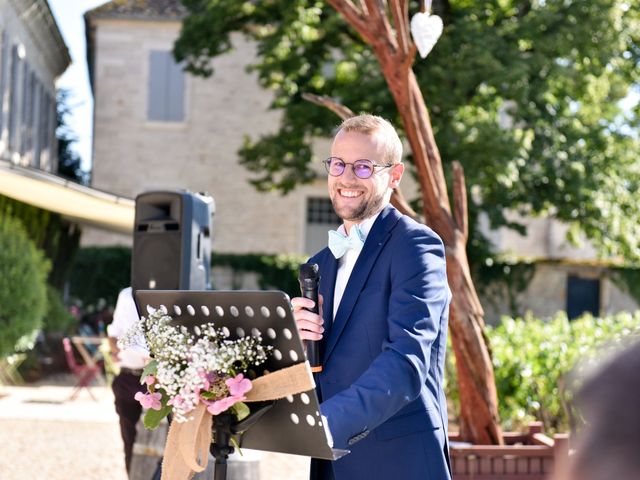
328 129 403 227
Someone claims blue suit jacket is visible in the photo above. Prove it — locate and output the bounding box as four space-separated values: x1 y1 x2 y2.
310 205 452 480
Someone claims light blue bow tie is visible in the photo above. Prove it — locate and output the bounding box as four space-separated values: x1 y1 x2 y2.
328 226 365 259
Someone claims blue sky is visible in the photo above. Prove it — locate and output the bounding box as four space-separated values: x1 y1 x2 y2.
49 0 106 172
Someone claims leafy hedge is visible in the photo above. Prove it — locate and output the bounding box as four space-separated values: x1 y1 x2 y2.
66 247 306 308
0 216 50 356
447 311 640 434
211 252 306 297
67 246 132 308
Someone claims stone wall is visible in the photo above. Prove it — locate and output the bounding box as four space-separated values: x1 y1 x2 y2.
84 19 330 255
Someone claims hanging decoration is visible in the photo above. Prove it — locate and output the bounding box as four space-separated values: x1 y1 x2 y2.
410 0 443 59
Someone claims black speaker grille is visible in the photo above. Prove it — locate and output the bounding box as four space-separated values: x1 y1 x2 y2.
132 232 181 290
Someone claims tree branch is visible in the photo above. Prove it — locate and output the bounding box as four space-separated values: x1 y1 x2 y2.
452 160 468 241
391 188 420 220
301 93 355 120
390 0 409 56
363 0 398 51
326 0 375 44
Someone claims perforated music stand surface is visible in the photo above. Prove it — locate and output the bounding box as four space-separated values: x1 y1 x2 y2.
134 289 347 461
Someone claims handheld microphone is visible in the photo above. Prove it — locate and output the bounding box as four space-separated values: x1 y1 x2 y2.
298 263 322 373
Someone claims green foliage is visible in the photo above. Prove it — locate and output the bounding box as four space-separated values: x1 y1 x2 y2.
472 256 536 316
67 246 132 308
56 88 89 185
451 311 640 434
43 285 75 333
211 252 307 297
175 0 640 269
66 247 306 306
0 216 50 357
610 266 640 306
0 195 81 290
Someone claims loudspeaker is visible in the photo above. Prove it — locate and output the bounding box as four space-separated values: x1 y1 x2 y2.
132 190 215 292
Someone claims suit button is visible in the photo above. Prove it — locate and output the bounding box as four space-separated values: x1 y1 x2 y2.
347 430 370 445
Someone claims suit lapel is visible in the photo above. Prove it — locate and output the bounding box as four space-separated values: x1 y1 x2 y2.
317 250 338 361
322 206 400 363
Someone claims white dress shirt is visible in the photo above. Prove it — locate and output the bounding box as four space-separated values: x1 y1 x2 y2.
107 287 147 369
332 211 382 320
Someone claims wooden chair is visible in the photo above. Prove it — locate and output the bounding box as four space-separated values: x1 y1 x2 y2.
62 337 101 401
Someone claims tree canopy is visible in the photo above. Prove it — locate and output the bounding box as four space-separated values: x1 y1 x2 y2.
175 0 640 265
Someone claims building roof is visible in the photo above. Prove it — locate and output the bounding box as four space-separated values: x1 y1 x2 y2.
0 160 135 234
7 0 71 77
84 1 187 93
85 0 187 21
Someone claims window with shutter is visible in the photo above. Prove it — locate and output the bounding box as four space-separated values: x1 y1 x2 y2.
147 50 185 122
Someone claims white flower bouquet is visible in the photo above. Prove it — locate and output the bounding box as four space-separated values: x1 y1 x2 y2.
119 308 272 429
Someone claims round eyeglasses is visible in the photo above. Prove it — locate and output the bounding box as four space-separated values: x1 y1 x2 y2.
323 157 393 179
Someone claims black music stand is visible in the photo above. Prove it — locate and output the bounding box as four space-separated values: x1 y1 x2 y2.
134 290 348 480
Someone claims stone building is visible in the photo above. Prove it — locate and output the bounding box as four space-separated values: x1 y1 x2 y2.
0 0 133 236
0 0 66 170
83 0 337 256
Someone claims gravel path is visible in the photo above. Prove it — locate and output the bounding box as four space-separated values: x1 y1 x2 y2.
0 375 309 480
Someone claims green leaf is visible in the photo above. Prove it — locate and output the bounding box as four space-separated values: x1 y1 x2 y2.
143 405 172 430
140 360 158 383
231 402 250 422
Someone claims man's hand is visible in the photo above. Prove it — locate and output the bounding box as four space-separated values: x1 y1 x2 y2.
291 294 325 342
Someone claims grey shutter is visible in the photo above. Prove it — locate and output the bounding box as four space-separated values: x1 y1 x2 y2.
148 50 185 122
0 30 8 136
32 78 42 168
148 50 166 121
8 45 21 152
39 91 50 167
166 56 185 121
20 63 33 155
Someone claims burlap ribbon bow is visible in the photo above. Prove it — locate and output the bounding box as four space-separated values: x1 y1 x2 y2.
161 362 316 480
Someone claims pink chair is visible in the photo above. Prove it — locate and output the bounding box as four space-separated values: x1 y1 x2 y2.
62 337 101 401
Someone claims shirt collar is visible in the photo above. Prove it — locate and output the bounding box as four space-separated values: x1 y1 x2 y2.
336 210 382 243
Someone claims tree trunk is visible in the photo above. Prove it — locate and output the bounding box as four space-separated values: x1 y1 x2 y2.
327 0 503 445
395 68 503 445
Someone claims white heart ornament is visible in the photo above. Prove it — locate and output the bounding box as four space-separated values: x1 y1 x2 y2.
410 12 443 59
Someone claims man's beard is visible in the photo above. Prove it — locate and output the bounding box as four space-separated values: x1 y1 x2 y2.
332 188 387 223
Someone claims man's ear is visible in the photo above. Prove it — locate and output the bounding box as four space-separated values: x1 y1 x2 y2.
389 162 404 189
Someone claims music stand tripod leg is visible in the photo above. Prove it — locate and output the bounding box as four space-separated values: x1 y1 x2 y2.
210 413 234 480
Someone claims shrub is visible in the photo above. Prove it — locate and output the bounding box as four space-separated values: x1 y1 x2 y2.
43 285 76 333
0 216 50 357
67 246 132 308
447 311 640 434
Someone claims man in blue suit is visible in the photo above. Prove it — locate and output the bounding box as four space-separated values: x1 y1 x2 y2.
292 114 452 480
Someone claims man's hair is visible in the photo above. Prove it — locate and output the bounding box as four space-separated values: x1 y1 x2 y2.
338 114 403 165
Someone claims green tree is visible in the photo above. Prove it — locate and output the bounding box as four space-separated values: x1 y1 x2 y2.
175 0 640 263
175 0 640 443
56 89 89 185
0 216 50 357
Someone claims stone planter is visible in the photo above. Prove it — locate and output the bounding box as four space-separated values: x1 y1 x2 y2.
450 422 569 480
